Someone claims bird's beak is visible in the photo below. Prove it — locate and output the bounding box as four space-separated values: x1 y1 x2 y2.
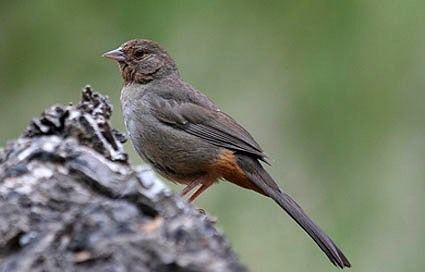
102 47 126 62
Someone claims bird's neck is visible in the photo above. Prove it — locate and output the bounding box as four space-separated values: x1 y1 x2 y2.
122 65 180 86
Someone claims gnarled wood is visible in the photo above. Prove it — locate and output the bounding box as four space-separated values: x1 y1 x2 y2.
0 86 246 272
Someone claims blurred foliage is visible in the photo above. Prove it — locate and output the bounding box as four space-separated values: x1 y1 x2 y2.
1 1 424 271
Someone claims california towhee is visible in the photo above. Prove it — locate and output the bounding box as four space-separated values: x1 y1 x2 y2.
103 39 351 268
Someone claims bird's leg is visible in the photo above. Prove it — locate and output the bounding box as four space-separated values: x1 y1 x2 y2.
188 182 213 203
181 179 202 197
181 175 215 203
182 177 217 222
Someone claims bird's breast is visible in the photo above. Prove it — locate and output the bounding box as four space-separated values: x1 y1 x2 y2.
120 85 221 182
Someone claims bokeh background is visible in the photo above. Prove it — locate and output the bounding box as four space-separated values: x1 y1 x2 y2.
1 1 424 271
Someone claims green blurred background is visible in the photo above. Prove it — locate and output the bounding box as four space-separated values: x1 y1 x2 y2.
1 1 424 271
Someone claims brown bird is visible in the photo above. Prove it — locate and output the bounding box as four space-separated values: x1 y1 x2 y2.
103 39 351 268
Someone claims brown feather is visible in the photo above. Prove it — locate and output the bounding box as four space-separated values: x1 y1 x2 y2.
212 150 266 195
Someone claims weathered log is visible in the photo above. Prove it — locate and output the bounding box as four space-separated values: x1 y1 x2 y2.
0 86 246 272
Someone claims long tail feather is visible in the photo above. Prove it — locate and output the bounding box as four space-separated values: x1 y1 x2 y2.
237 156 351 268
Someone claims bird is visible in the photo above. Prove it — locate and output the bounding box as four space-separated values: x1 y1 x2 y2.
103 39 351 268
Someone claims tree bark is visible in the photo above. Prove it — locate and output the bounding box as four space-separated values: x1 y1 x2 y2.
0 86 246 272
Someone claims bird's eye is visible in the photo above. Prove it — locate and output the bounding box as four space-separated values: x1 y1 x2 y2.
134 50 144 59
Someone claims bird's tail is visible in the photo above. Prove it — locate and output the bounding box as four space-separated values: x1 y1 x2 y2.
237 156 351 268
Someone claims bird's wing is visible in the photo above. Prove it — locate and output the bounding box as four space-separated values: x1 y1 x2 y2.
150 96 268 162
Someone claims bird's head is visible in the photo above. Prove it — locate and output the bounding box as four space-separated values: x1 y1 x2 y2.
103 39 178 84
